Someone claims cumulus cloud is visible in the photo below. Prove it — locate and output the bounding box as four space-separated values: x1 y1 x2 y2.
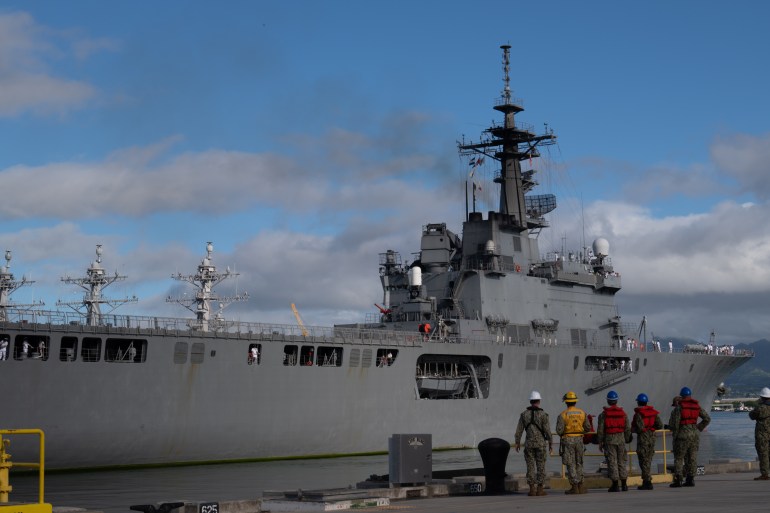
0 11 115 117
711 132 770 201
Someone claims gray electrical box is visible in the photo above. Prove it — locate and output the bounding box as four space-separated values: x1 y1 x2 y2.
388 434 432 485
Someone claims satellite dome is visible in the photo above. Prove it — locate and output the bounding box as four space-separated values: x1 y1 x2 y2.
592 238 610 258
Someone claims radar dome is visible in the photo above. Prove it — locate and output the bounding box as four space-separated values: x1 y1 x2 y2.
592 238 610 258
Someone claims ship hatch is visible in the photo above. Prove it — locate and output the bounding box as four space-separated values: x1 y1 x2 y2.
415 354 491 399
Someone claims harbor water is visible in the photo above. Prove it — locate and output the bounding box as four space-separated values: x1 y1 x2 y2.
8 412 757 513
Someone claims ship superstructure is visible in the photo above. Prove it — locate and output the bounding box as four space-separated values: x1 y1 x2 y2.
0 46 752 470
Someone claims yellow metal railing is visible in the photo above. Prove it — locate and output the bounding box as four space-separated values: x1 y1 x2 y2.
558 429 672 479
0 429 51 513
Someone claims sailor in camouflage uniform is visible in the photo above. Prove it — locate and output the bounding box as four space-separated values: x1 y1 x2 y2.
749 387 770 480
556 391 592 494
631 392 663 490
597 390 632 492
515 390 553 496
668 386 710 487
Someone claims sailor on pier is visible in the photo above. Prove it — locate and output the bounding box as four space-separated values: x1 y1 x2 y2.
669 386 711 487
749 387 770 481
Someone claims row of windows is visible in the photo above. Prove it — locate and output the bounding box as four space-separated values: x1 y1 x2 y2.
0 333 399 368
0 334 147 363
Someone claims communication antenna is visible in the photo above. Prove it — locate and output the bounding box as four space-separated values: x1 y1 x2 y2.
501 44 511 103
57 244 137 326
167 242 249 332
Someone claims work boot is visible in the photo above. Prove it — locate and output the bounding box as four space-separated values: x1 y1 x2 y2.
684 476 695 487
536 484 547 496
578 480 587 494
528 484 536 496
565 483 580 495
637 479 653 490
670 477 682 488
754 475 770 481
608 480 619 492
621 479 628 491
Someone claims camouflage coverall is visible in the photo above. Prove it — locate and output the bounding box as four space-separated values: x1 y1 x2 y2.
556 406 591 486
597 407 632 481
515 406 553 486
668 399 710 481
749 401 770 477
632 407 663 482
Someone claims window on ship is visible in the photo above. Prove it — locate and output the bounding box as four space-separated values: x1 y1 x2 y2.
191 343 205 364
60 336 78 362
584 355 632 372
174 341 188 364
415 354 492 399
300 345 315 366
376 348 398 367
316 346 342 367
13 335 49 361
0 332 9 361
283 345 298 366
105 338 147 363
248 343 262 365
81 337 102 362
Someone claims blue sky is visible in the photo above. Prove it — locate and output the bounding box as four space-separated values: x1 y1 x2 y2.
2 1 770 343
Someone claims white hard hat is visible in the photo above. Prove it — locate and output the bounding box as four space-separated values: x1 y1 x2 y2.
760 387 770 399
529 390 542 401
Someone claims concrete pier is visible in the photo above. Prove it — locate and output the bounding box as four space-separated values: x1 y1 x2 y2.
48 460 768 513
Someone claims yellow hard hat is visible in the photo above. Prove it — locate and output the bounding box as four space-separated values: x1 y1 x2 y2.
563 391 578 402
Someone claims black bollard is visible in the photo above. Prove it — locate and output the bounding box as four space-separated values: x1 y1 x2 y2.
477 437 510 494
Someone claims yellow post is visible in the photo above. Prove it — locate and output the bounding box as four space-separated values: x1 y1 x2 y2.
0 429 50 513
0 435 12 503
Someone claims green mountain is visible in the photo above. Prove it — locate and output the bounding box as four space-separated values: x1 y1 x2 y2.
725 339 770 396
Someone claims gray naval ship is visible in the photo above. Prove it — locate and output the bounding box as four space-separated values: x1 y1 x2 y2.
0 46 752 470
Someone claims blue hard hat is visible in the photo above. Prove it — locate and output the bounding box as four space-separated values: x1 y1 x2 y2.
607 390 619 401
636 393 649 403
680 386 692 397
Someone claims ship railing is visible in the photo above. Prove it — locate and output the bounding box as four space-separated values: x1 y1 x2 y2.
0 307 427 347
0 308 756 356
494 95 523 109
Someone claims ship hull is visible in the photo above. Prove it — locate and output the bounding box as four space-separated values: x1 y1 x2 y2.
0 320 749 470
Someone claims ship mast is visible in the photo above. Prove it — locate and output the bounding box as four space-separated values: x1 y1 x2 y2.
166 242 248 332
458 44 557 232
57 244 137 326
0 250 43 322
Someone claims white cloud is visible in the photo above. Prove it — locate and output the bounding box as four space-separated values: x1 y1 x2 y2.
0 11 115 117
711 132 770 200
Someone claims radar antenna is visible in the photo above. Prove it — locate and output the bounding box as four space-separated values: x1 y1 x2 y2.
458 44 557 232
0 250 44 321
166 242 249 332
57 244 137 326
